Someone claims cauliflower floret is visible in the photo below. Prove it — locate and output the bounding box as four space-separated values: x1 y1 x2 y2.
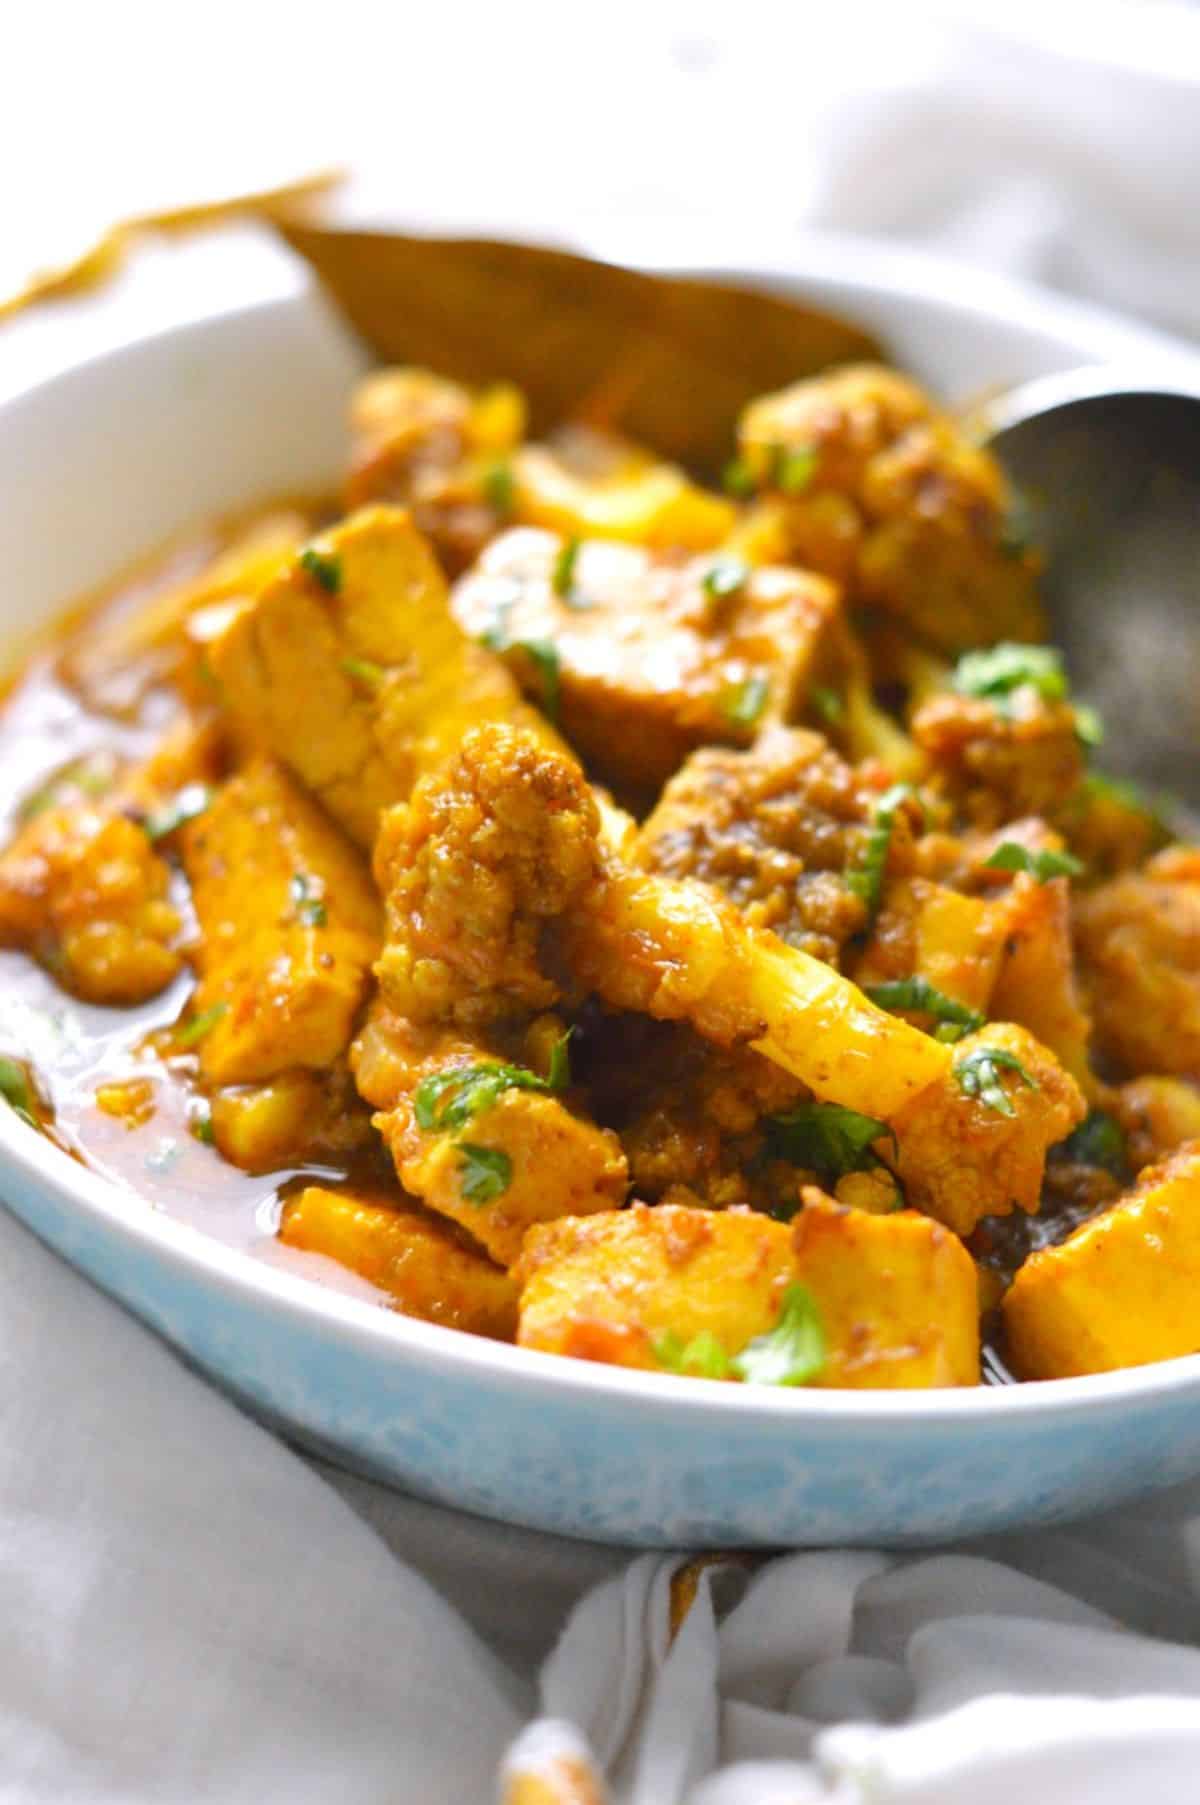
912 691 1085 831
0 803 180 1003
735 365 1044 653
1074 848 1200 1078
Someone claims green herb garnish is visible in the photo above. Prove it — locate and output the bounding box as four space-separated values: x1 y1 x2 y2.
721 456 757 499
766 1101 894 1183
413 1038 572 1134
190 1105 216 1146
984 841 1085 884
720 673 769 729
482 606 561 722
289 873 327 927
774 443 818 495
0 1055 37 1128
175 1003 228 1049
1055 1109 1129 1178
342 656 386 690
653 1329 732 1380
457 1143 512 1204
702 557 749 602
482 458 514 517
144 783 213 843
863 976 984 1043
955 1045 1038 1118
952 642 1067 708
1073 703 1105 748
551 535 581 601
810 685 845 726
299 547 342 594
731 1285 826 1387
846 783 917 919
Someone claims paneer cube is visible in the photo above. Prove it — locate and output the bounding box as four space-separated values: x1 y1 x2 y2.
791 1193 979 1387
515 1204 797 1369
280 1185 518 1338
210 506 547 847
180 760 382 1084
451 527 841 792
1004 1144 1200 1377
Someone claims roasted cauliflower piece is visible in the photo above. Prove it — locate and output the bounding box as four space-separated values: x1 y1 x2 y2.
180 760 382 1085
354 1007 628 1267
516 1196 979 1387
1074 848 1200 1079
735 364 1044 653
280 1184 518 1337
515 1203 799 1370
912 690 1085 831
345 368 527 574
451 527 841 794
635 726 872 964
886 1022 1085 1236
791 1193 979 1387
1115 1076 1200 1172
0 803 181 1003
511 425 735 551
1004 1143 1200 1378
210 505 551 848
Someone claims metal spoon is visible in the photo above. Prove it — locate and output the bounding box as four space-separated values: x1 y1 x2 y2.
982 368 1200 805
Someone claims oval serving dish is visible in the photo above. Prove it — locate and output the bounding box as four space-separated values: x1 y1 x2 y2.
2 225 1199 1548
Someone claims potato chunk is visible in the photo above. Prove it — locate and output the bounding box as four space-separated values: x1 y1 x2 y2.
515 1204 797 1369
280 1185 518 1338
516 1197 979 1387
886 1022 1085 1236
181 761 382 1084
1074 849 1200 1078
1004 1144 1200 1377
791 1194 979 1387
511 427 735 551
736 364 1044 653
451 528 840 792
353 1008 628 1268
0 803 180 1003
210 505 548 847
635 727 872 964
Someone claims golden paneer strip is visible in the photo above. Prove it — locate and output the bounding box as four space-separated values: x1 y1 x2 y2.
885 1023 1085 1237
353 1007 628 1268
515 1203 797 1369
210 506 549 848
451 528 841 793
280 1186 518 1339
515 1198 979 1387
511 427 735 551
180 760 382 1084
0 803 181 1003
1004 1144 1200 1378
989 871 1091 1085
791 1194 979 1387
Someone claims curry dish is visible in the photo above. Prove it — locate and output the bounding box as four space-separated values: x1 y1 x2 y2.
1 360 1195 1389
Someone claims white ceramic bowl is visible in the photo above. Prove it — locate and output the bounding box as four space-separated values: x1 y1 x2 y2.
2 226 1199 1548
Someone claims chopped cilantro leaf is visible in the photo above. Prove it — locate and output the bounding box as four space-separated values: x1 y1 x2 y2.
722 456 757 499
1074 703 1105 748
289 872 327 927
731 1285 825 1387
144 783 213 843
955 1045 1038 1118
653 1329 732 1380
482 458 514 517
175 1003 228 1049
342 656 386 689
952 642 1068 708
702 557 749 602
810 685 845 725
766 1101 893 1183
720 674 769 728
1056 1109 1129 1178
481 605 561 722
985 841 1084 883
190 1104 216 1146
846 783 917 920
775 443 818 494
552 536 581 601
413 1040 571 1134
864 976 984 1041
0 1055 37 1128
299 547 342 594
457 1143 511 1204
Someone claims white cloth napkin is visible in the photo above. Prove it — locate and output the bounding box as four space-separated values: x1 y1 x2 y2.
7 5 1200 1801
